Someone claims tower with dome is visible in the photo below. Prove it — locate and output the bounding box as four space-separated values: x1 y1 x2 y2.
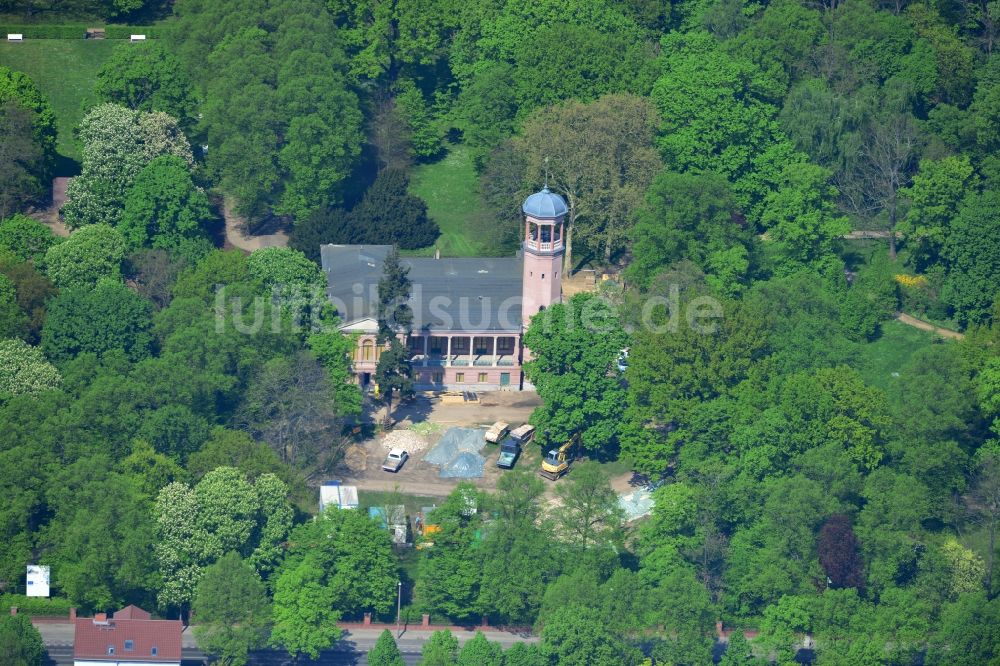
319 186 567 391
520 186 566 318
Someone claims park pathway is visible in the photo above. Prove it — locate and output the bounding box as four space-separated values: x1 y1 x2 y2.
223 196 289 252
895 312 964 340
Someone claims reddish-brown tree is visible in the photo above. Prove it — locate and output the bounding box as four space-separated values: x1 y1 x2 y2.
818 514 866 589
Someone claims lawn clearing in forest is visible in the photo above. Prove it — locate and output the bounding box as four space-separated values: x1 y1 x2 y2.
856 318 942 392
407 143 488 258
0 39 117 163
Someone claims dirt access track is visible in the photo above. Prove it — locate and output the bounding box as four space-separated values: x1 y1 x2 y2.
335 391 544 497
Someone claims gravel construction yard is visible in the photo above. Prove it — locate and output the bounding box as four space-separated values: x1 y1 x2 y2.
339 425 510 492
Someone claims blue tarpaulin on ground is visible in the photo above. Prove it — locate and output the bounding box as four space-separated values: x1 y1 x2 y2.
425 427 488 478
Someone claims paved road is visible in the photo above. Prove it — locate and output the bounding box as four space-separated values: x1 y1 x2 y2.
38 623 536 666
44 644 426 665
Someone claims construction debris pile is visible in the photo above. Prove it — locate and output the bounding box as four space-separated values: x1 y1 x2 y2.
381 429 430 453
424 427 488 478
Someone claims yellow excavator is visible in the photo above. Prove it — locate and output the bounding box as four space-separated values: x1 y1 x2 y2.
539 434 579 480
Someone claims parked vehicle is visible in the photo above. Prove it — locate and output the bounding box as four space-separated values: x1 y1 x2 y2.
497 436 521 469
509 424 536 444
382 448 409 472
485 421 510 443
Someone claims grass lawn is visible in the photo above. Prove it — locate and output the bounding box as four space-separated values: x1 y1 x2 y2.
856 319 942 392
407 143 488 258
0 39 118 164
357 489 443 520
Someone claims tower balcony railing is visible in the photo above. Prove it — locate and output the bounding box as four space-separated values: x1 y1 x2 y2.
525 238 563 252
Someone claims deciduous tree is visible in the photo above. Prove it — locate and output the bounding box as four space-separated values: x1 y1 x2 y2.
457 631 503 666
818 514 865 589
540 605 642 666
280 508 398 618
42 224 126 289
513 94 661 269
154 468 292 611
120 155 213 261
0 103 46 218
368 629 405 666
417 485 485 622
941 190 1000 326
419 629 458 666
62 104 193 229
554 462 624 550
523 293 628 456
192 552 271 666
236 351 345 471
270 557 342 661
41 279 153 363
0 66 55 180
0 214 56 262
0 338 61 399
628 170 754 293
0 614 44 666
95 42 198 125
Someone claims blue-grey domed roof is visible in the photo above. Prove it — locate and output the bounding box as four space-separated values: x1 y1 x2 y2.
522 187 568 219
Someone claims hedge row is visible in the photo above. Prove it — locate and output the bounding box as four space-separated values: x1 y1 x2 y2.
0 25 161 39
0 594 73 616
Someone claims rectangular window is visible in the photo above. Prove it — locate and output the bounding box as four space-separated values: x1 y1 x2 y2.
432 372 443 383
107 646 115 656
124 640 134 651
498 338 515 353
151 647 158 657
478 372 488 383
456 372 465 383
500 372 511 386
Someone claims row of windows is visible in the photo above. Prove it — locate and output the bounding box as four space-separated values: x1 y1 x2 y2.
454 372 490 383
363 338 518 360
425 372 511 384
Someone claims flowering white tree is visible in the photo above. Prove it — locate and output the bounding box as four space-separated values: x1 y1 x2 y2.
62 104 194 228
0 338 61 398
154 467 292 612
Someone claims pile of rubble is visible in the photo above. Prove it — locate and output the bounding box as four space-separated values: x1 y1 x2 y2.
381 429 429 453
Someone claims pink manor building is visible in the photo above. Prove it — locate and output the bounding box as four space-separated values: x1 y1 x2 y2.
320 187 567 391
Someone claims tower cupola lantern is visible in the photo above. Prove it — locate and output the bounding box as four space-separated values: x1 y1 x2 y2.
521 187 566 319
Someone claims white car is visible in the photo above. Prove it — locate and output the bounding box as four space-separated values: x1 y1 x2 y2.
382 448 409 473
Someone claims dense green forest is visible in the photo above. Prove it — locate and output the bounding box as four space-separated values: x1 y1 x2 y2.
3 0 1000 663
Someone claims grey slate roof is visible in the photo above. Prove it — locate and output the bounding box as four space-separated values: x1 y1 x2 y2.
522 187 568 219
320 244 523 332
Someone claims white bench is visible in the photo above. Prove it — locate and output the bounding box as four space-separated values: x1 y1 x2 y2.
7 34 23 42
130 34 146 42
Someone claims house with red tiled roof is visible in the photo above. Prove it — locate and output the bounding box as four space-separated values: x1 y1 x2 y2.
73 606 182 666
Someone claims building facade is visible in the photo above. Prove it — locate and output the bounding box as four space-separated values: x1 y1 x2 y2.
320 187 567 391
